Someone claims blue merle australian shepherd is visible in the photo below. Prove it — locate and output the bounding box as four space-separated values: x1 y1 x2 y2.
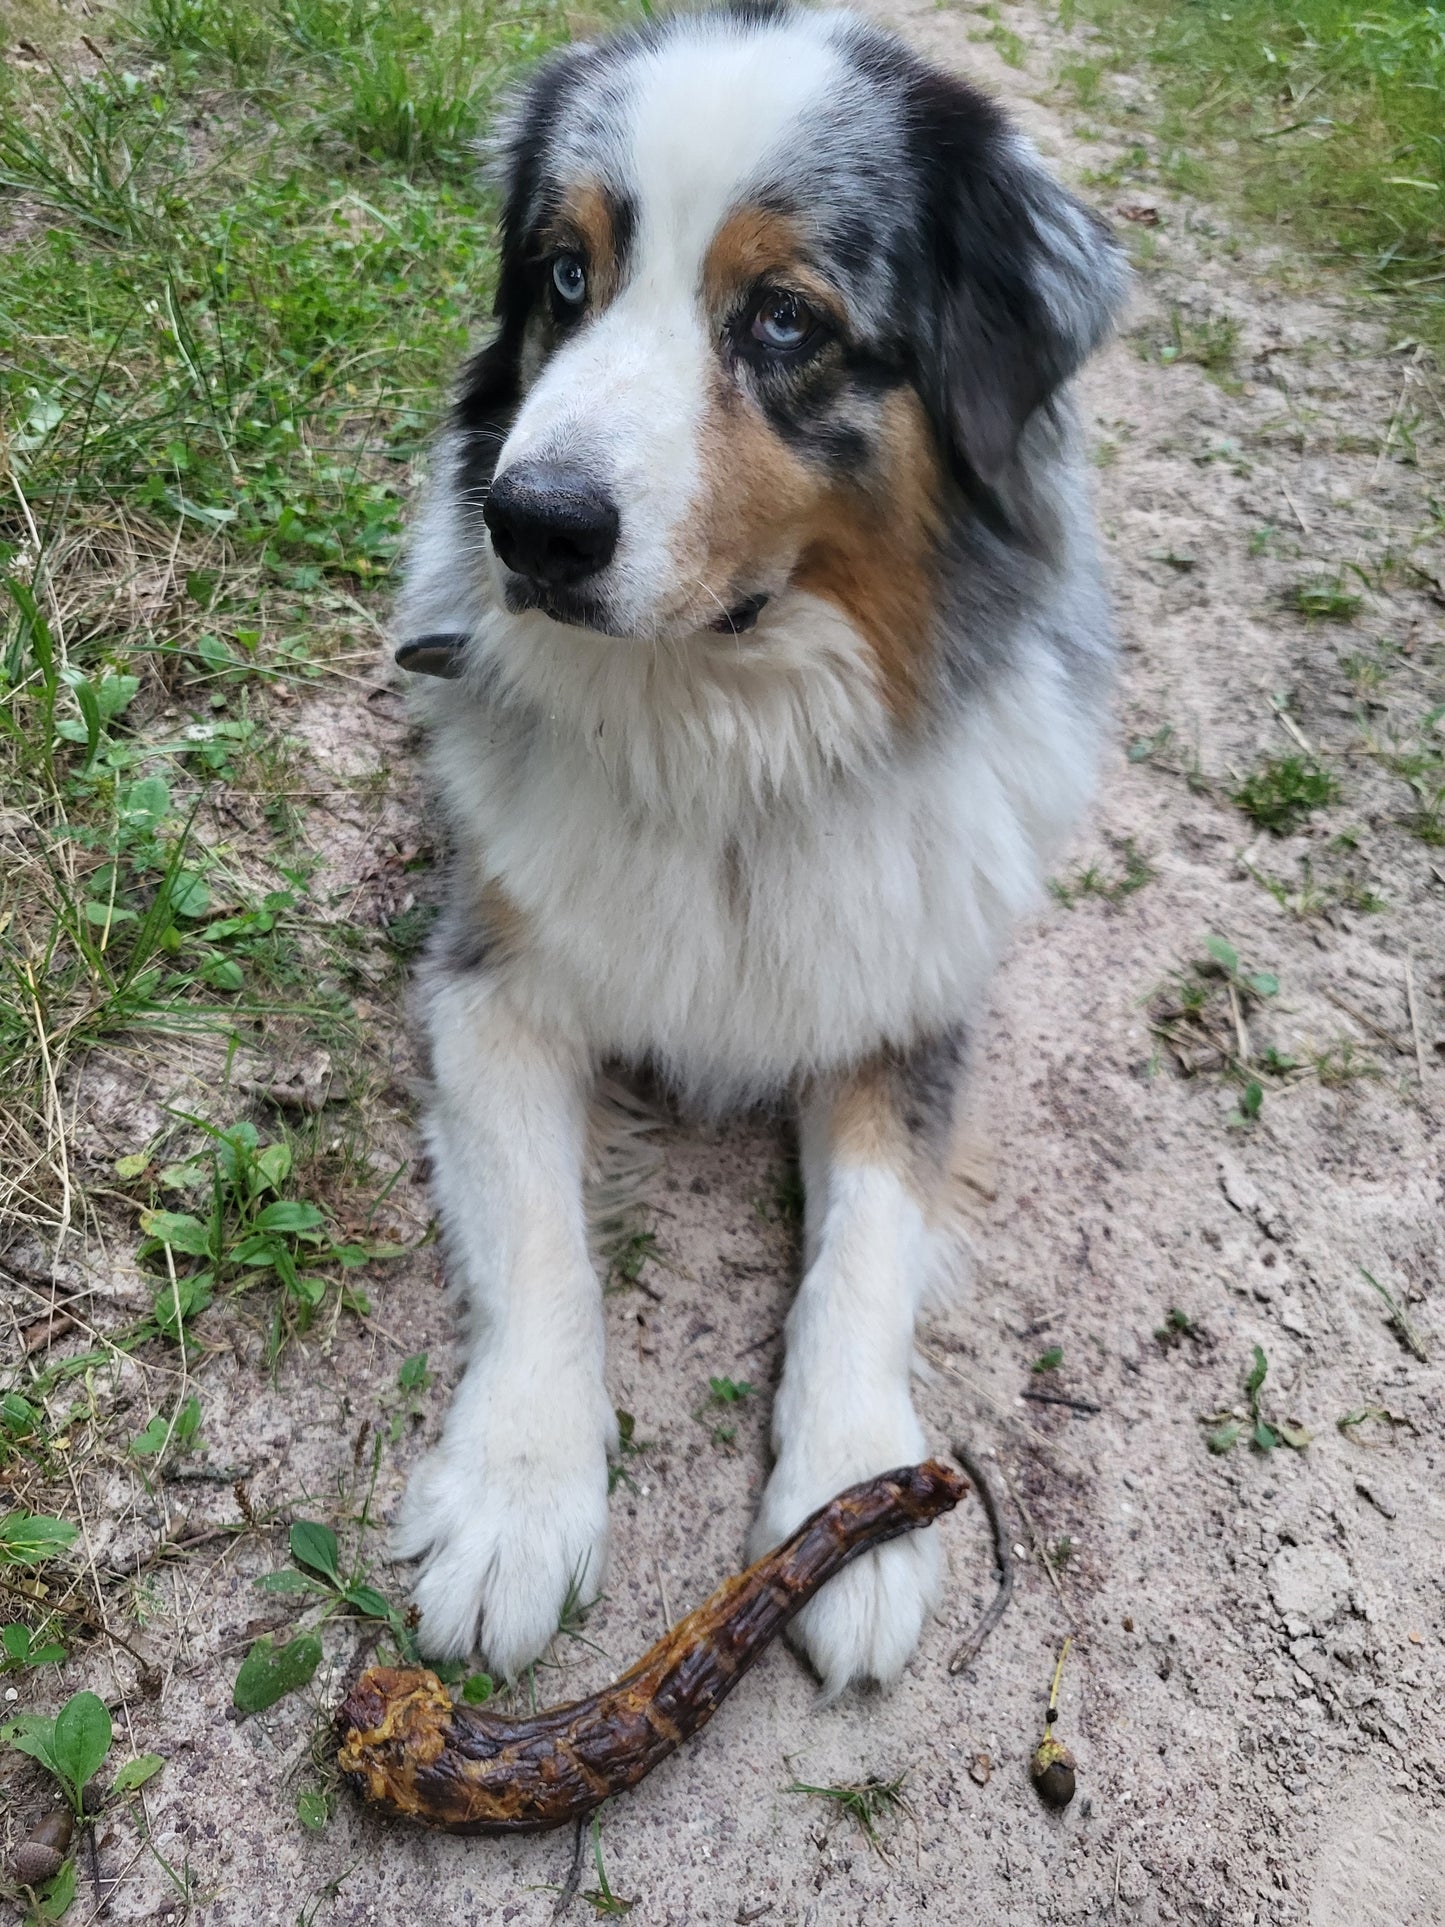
390 3 1125 1696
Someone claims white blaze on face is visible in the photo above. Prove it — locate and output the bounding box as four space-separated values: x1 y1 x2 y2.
491 18 849 638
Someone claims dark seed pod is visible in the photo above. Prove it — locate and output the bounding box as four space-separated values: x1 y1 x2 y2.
1030 1736 1077 1810
11 1809 73 1886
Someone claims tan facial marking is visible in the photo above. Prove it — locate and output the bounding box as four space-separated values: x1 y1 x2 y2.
540 182 624 309
688 363 944 723
793 389 945 723
701 206 842 328
689 369 817 603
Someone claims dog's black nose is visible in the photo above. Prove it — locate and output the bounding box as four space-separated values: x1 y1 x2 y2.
483 463 620 588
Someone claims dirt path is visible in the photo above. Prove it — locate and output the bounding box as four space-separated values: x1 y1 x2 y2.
9 2 1442 1922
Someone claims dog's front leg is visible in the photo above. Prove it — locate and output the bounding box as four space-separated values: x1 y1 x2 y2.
751 1035 965 1696
395 954 612 1678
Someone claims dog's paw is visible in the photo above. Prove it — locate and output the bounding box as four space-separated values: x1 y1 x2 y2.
784 1529 942 1698
394 1387 612 1678
750 1417 942 1697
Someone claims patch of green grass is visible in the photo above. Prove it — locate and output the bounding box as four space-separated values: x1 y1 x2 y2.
1360 1265 1430 1361
1288 578 1363 622
788 1774 914 1858
0 0 605 1241
1232 754 1341 833
581 1814 636 1918
114 1115 402 1360
1244 852 1386 917
1149 933 1283 1099
969 10 1028 69
1206 1344 1311 1455
1063 0 1445 355
1050 837 1156 907
694 1374 754 1448
1151 308 1241 379
1374 707 1445 843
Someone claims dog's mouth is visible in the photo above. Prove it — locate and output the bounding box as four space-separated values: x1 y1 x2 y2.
508 577 773 641
708 593 770 636
505 578 616 634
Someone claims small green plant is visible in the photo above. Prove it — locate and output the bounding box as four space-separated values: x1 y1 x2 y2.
249 1515 420 1668
1127 724 1175 764
132 1118 394 1356
1154 308 1239 375
1151 935 1281 1095
608 1227 659 1291
1288 578 1362 622
1201 936 1278 1003
1049 839 1156 908
1360 1267 1429 1363
1337 1405 1409 1441
1 1623 67 1673
607 1407 653 1495
697 1376 754 1448
705 1376 753 1406
1156 1307 1197 1344
0 1514 78 1569
554 1561 602 1651
233 1631 324 1715
1032 1346 1064 1373
1227 1078 1264 1130
296 1786 331 1832
788 1774 913 1858
130 1393 202 1465
581 1813 635 1917
385 1350 433 1443
3 1689 112 1815
1207 1345 1310 1455
1232 755 1340 834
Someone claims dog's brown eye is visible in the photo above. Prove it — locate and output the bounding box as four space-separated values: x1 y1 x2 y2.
750 290 815 352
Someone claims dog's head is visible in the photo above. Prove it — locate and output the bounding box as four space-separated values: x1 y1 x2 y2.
457 4 1124 702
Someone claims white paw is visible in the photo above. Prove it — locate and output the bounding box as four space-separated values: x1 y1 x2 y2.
394 1376 613 1678
750 1414 942 1698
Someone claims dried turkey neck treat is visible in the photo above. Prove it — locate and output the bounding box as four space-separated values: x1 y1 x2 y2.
336 1458 968 1835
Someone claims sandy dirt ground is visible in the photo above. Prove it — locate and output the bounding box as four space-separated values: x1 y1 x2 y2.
4 1 1444 1923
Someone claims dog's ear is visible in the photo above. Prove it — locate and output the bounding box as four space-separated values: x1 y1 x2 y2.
907 72 1127 490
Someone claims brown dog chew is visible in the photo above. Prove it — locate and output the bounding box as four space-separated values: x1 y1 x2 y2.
336 1459 968 1833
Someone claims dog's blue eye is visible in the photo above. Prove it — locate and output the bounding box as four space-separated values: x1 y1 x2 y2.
552 254 587 306
751 290 813 352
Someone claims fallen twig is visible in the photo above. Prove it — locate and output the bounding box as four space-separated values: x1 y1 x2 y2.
920 1342 1090 1477
22 1309 77 1353
947 1440 1013 1674
551 1818 589 1919
1322 987 1407 1055
1021 1390 1103 1416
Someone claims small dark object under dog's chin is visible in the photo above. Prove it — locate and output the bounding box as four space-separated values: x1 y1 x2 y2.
504 578 770 641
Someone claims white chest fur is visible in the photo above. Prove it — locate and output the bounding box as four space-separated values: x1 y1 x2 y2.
424 617 1098 1101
